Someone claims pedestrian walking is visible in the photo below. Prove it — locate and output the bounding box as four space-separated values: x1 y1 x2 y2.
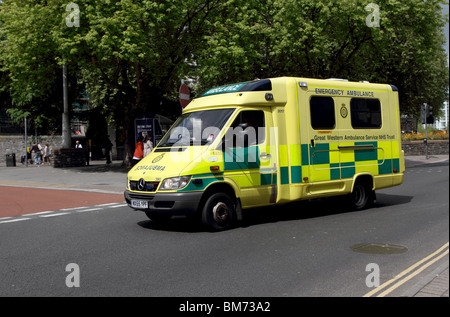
31 142 41 165
27 146 31 164
43 143 51 166
37 142 43 164
132 135 144 166
143 134 153 157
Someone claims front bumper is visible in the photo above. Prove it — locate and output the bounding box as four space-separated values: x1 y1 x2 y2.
124 190 203 216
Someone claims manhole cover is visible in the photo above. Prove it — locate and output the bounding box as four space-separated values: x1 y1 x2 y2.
350 243 408 254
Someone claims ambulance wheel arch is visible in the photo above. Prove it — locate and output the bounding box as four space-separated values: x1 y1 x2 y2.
349 174 375 210
198 182 241 231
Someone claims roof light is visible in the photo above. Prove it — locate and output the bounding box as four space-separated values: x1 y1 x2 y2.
326 78 348 81
299 82 308 88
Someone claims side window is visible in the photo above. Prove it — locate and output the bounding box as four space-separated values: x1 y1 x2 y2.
350 98 382 129
225 110 265 147
310 96 335 130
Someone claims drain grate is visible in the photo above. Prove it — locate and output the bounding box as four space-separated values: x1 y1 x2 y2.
350 243 408 254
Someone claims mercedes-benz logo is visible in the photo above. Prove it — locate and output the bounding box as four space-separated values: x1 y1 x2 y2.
137 178 146 191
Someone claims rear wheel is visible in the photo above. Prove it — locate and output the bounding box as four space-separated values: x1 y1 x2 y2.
201 193 235 231
350 182 371 210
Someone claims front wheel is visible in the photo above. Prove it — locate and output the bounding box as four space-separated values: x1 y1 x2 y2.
201 193 235 231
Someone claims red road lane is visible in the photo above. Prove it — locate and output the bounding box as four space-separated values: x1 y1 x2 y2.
0 186 124 218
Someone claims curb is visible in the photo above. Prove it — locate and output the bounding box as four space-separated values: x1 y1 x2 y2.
405 156 449 168
403 261 450 297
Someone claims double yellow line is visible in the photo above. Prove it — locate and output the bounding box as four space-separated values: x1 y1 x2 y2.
363 242 449 297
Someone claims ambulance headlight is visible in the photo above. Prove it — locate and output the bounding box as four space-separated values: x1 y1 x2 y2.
160 176 192 190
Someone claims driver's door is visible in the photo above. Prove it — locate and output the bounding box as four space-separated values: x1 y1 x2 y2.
222 109 276 208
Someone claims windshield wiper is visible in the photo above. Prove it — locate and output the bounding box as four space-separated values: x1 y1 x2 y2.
189 140 212 145
159 141 177 147
159 140 211 147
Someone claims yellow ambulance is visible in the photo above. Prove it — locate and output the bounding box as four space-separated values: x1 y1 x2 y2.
124 77 405 230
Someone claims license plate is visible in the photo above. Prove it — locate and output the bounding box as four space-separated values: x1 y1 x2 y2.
131 200 148 209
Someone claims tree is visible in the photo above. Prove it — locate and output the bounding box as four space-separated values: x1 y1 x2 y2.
195 0 449 117
55 0 227 164
193 0 276 92
0 0 79 134
1 0 228 164
367 0 449 118
1 0 448 160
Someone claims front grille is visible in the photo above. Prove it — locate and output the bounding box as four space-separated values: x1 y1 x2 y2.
154 201 175 209
129 180 159 192
128 193 155 200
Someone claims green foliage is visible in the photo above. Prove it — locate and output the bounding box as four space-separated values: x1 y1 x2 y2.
368 0 449 118
195 0 449 117
0 1 61 103
0 0 448 145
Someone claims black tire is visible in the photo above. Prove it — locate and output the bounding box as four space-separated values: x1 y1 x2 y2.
349 182 370 210
201 193 235 231
144 211 171 222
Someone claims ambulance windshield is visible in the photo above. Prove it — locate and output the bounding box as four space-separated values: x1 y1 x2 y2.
158 108 234 147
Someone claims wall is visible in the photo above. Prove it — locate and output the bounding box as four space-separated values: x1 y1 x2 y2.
402 140 449 156
0 135 63 165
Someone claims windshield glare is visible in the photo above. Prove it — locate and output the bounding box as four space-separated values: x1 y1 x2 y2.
159 109 234 147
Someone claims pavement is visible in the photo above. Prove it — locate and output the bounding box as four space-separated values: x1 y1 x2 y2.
401 154 450 168
0 159 128 194
400 154 449 297
0 155 448 297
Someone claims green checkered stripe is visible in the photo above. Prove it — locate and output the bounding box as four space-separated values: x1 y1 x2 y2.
178 147 277 192
179 173 224 192
179 171 277 192
279 142 400 185
179 141 400 191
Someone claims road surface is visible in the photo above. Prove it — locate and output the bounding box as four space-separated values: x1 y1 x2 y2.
0 164 448 300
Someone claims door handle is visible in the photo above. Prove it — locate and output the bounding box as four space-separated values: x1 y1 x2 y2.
260 152 271 159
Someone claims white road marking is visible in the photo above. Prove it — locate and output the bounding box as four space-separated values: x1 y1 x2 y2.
77 208 102 212
39 212 70 218
0 202 126 225
0 218 31 224
107 203 127 208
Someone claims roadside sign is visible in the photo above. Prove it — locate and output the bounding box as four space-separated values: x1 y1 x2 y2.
179 83 190 109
